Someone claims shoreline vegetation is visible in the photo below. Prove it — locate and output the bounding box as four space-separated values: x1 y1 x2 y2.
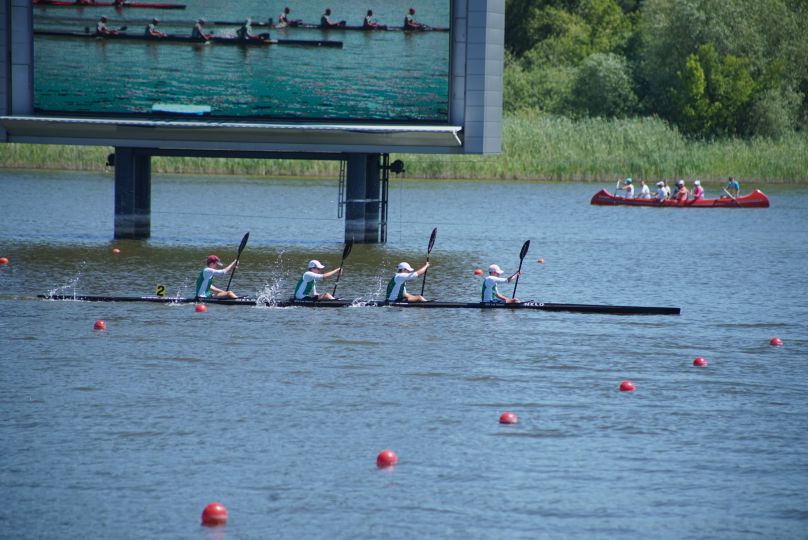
1 114 806 183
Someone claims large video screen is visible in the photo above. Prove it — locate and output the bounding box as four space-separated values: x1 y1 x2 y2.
32 0 450 123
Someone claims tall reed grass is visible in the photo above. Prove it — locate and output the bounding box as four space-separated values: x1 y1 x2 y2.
1 113 805 182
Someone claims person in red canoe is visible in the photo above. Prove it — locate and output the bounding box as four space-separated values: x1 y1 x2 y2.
277 7 302 28
673 179 688 202
363 9 387 29
404 7 428 30
618 177 634 198
145 17 167 38
320 8 346 28
96 16 119 36
691 179 705 200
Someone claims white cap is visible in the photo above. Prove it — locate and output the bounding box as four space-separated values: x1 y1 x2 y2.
656 182 664 187
397 262 414 272
694 180 701 185
488 264 504 275
308 259 325 269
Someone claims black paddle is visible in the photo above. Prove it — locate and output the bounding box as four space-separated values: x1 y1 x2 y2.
225 232 249 292
419 227 437 296
511 240 530 299
331 238 353 297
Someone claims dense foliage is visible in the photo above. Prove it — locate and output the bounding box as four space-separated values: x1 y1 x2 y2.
504 0 808 139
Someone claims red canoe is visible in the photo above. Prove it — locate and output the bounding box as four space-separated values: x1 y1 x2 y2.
590 188 770 208
34 0 186 9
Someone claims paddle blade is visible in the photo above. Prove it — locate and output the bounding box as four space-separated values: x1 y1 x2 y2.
427 227 437 254
519 240 530 261
237 232 250 256
342 238 353 261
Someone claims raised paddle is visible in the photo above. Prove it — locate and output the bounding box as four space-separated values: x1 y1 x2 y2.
225 231 249 292
331 238 353 297
723 187 741 207
419 227 438 296
511 240 530 299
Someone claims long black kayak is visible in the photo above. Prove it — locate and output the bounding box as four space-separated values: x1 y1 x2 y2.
38 295 681 315
212 20 449 32
33 30 343 48
34 1 186 9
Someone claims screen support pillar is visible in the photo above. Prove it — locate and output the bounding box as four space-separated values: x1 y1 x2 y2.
344 153 385 243
114 147 152 239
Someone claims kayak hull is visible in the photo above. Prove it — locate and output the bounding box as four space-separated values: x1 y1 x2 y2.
38 295 680 316
34 1 186 9
33 30 343 48
590 188 770 208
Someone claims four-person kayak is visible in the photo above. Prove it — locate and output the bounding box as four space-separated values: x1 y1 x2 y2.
590 188 770 208
38 295 681 316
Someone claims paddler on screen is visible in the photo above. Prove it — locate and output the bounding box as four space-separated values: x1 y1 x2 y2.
195 255 238 299
404 7 427 30
293 260 342 301
191 18 213 40
277 7 302 28
363 9 387 29
96 16 119 36
481 264 521 304
145 18 167 38
320 8 346 28
386 262 429 303
236 17 261 41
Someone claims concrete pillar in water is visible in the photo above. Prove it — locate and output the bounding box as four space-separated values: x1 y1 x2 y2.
113 147 152 239
344 153 383 243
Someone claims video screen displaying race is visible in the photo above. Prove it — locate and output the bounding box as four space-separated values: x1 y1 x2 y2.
32 0 450 123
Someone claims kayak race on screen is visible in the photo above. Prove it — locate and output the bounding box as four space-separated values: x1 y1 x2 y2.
32 0 450 122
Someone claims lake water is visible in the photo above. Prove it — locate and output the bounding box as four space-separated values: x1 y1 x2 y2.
1 168 807 539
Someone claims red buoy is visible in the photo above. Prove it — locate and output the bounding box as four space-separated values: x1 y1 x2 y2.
770 337 783 347
93 320 106 330
0 257 8 265
376 449 398 468
536 258 544 264
473 268 483 276
619 380 635 392
112 248 121 254
499 411 518 424
195 304 208 313
693 356 708 367
201 502 228 526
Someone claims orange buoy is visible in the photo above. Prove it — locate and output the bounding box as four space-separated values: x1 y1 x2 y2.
769 337 783 347
376 449 398 468
536 258 544 264
93 320 106 330
195 304 208 313
619 380 635 392
499 411 518 424
112 248 121 254
0 257 8 265
693 356 708 367
473 268 483 276
201 502 228 526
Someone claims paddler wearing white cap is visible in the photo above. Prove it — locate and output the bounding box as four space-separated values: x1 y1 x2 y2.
655 181 666 202
692 179 704 200
294 259 342 301
481 264 521 304
386 261 429 302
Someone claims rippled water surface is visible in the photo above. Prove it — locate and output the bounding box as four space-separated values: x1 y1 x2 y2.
1 169 807 539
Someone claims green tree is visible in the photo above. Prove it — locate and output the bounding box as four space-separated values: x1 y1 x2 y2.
569 53 638 117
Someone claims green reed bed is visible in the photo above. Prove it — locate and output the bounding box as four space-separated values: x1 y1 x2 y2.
1 113 806 182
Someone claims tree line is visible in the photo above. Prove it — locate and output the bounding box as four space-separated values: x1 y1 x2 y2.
504 0 807 139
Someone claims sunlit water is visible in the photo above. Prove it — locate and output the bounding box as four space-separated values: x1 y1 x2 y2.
1 168 807 539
